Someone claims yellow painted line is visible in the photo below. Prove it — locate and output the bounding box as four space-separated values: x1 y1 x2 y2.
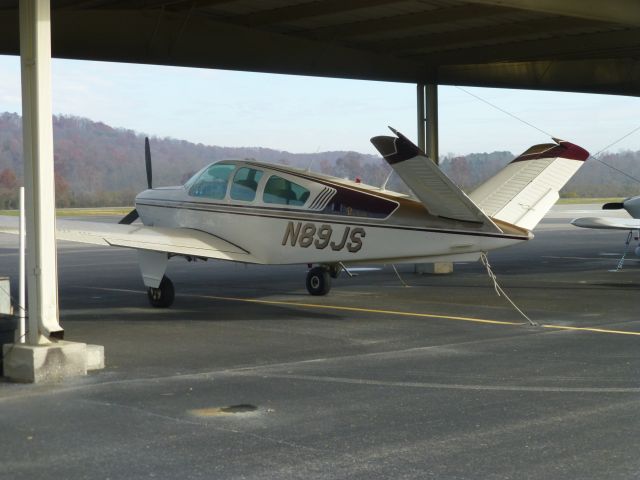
542 324 640 336
198 295 640 336
83 287 640 337
197 294 524 326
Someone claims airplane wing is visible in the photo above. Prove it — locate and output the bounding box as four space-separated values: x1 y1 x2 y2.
370 128 500 231
0 216 258 263
571 217 640 230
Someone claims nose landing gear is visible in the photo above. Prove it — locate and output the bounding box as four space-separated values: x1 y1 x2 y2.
147 276 175 308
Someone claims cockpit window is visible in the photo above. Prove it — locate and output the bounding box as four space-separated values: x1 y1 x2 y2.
183 166 207 191
230 167 263 202
188 163 235 199
263 175 310 207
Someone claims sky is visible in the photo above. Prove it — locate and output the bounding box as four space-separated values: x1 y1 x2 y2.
0 54 639 157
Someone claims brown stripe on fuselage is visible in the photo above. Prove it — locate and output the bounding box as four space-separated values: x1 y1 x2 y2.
136 199 529 241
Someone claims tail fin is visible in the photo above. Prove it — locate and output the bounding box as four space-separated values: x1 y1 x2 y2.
371 128 500 233
468 139 589 230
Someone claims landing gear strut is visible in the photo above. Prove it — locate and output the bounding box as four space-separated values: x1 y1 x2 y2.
328 264 342 279
147 276 175 308
306 266 331 296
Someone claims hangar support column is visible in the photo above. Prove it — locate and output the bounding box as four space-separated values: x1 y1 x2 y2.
3 0 103 382
19 0 61 344
415 84 453 275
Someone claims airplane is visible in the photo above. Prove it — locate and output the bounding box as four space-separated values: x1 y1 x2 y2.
571 195 640 268
0 128 589 308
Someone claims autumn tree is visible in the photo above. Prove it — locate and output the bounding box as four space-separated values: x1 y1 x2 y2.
0 168 17 189
55 172 72 208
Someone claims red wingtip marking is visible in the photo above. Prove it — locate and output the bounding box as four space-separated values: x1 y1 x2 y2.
511 139 590 163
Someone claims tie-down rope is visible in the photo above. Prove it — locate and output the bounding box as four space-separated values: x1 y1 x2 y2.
480 252 537 326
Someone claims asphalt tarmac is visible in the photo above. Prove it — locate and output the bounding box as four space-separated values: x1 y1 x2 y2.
1 205 639 479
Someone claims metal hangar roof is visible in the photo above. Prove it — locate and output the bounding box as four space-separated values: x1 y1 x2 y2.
0 0 638 95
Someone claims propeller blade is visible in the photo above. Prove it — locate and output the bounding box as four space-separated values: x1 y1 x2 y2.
145 137 152 189
119 209 139 225
603 202 624 210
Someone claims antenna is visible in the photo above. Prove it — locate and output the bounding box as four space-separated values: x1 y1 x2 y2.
381 171 393 191
306 146 321 172
306 157 315 172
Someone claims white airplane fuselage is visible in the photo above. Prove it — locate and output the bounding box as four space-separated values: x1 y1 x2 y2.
135 160 530 266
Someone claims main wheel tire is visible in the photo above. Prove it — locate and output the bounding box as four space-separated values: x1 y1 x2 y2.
147 276 175 308
306 267 331 296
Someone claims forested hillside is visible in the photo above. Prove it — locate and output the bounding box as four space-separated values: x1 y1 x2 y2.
0 112 638 208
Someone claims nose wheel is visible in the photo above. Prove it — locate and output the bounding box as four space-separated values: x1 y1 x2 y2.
147 276 175 308
306 267 331 296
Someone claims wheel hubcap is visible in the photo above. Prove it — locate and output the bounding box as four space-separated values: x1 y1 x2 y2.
310 276 320 289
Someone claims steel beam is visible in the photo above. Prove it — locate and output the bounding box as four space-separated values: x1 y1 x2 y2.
373 17 605 53
438 59 640 97
231 0 405 27
425 84 438 165
416 84 426 152
417 84 439 163
307 5 512 39
19 0 62 344
409 28 640 65
463 0 640 27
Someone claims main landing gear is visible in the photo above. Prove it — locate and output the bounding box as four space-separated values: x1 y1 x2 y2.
305 264 342 296
306 267 331 295
147 275 175 308
147 265 340 307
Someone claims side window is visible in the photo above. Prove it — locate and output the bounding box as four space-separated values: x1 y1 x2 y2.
263 175 310 206
230 167 263 202
188 164 235 199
